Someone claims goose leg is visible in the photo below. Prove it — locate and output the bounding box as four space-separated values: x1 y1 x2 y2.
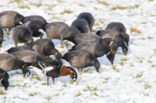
47 77 49 85
52 78 55 84
15 42 17 47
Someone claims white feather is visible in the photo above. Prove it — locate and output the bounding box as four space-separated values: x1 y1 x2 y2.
0 78 3 82
61 59 71 66
109 41 114 47
19 21 24 26
44 67 54 72
39 29 47 35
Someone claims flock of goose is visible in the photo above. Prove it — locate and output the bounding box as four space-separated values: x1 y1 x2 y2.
0 10 129 90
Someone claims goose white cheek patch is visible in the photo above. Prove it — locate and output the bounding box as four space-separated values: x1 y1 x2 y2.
109 41 114 47
39 29 47 35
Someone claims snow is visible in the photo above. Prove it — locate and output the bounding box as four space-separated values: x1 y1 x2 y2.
0 0 156 103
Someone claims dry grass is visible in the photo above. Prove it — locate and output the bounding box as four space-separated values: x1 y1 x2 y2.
78 4 85 7
19 5 30 9
149 0 154 2
141 22 147 24
10 0 21 3
111 6 128 10
30 3 42 7
111 5 139 10
136 73 143 78
95 19 104 28
47 12 56 15
97 0 109 7
130 27 141 34
8 0 42 7
112 65 119 72
0 90 6 95
121 58 128 62
120 62 124 66
31 76 41 81
83 70 92 74
76 92 82 96
144 84 152 89
61 9 72 14
29 92 38 96
147 36 153 40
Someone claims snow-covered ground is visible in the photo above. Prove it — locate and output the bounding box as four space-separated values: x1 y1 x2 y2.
0 0 156 103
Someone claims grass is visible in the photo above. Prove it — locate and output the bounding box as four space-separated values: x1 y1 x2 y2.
97 0 109 6
86 86 98 91
30 3 42 7
142 22 147 24
92 92 98 96
111 6 128 10
83 89 88 92
147 36 153 40
58 0 63 3
138 60 143 63
31 76 41 81
136 73 143 78
76 92 82 96
137 57 144 63
61 9 72 14
29 92 38 96
9 0 21 3
41 83 47 85
94 19 105 28
69 80 74 84
45 96 52 101
13 96 28 101
95 19 104 26
63 83 67 87
83 70 92 74
130 27 141 34
120 62 124 66
144 84 152 89
151 64 156 68
19 5 30 9
78 4 85 7
15 84 26 87
111 5 139 10
0 90 6 95
130 63 134 67
148 60 152 63
112 65 119 72
139 37 145 40
121 58 128 62
103 78 110 84
120 58 129 66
